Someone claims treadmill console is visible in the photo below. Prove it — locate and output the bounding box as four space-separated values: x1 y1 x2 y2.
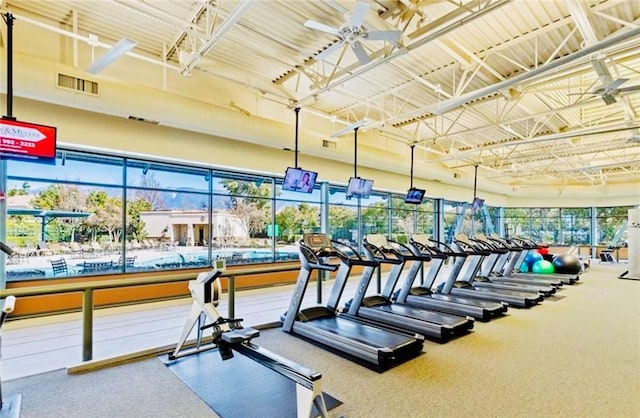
303 233 333 251
366 234 389 249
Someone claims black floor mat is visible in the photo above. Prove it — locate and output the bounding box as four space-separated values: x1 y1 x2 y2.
161 348 342 418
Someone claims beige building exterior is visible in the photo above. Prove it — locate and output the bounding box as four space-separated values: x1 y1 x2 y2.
140 210 246 246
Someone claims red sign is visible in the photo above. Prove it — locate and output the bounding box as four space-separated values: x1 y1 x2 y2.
0 118 57 161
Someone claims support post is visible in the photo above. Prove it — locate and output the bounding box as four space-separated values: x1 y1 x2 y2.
82 289 93 361
228 275 235 318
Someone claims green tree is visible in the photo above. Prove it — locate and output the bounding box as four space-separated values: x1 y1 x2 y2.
362 202 388 235
221 179 272 238
328 205 357 242
83 191 123 243
127 198 152 241
8 182 30 196
31 184 87 242
276 203 320 242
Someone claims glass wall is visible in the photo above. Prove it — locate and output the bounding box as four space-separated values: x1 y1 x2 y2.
3 147 635 282
596 206 632 246
503 207 591 245
327 186 360 247
274 178 320 262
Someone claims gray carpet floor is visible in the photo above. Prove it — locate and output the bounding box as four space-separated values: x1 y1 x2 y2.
3 263 639 418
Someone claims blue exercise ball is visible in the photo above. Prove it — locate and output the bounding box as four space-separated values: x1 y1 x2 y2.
519 262 530 273
552 254 583 275
524 251 543 269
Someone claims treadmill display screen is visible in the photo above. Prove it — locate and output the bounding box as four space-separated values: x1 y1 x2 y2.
304 234 331 249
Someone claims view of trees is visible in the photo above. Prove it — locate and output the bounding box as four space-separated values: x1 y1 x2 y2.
221 179 272 239
2 151 633 283
7 183 152 245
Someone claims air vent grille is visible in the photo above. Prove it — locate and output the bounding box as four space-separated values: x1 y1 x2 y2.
322 139 337 150
57 73 99 95
128 116 160 125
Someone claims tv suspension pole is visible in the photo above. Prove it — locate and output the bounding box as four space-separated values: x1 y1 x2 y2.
293 107 300 169
353 127 358 178
473 164 478 201
410 145 415 188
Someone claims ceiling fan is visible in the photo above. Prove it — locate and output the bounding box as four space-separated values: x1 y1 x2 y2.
582 78 640 105
304 1 402 65
582 58 640 105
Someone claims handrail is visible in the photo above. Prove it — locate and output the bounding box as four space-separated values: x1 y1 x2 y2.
0 264 300 361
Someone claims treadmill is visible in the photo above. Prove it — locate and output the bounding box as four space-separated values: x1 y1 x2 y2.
281 233 424 368
341 234 474 342
391 234 508 321
454 234 557 297
441 236 543 308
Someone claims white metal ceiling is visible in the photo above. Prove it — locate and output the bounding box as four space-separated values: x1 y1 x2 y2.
3 0 640 190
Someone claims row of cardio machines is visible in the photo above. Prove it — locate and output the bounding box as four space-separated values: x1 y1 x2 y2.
281 232 521 369
282 232 582 369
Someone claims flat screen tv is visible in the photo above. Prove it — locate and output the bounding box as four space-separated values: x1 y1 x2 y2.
471 197 485 211
345 177 374 199
405 188 426 204
0 118 57 164
282 167 318 193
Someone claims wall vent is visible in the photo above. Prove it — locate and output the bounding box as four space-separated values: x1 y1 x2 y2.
57 73 99 95
322 139 337 150
128 116 160 125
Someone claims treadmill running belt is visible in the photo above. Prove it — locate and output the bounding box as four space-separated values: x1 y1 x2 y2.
161 349 342 418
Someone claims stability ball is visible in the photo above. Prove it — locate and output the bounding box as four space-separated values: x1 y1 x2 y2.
552 254 583 275
524 252 543 269
519 262 530 273
531 259 555 274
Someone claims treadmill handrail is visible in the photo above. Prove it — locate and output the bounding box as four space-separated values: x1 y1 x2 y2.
388 239 432 262
453 236 491 256
331 239 380 268
470 236 508 254
408 239 446 259
298 242 339 272
427 238 466 257
362 240 404 265
488 235 522 250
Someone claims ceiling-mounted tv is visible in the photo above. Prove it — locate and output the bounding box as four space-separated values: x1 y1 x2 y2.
346 176 374 199
471 197 485 211
0 118 57 164
405 188 426 204
282 167 318 193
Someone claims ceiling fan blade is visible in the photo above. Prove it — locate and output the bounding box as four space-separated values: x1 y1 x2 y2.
364 30 402 42
304 20 341 36
618 84 640 93
608 78 628 90
350 41 371 65
349 1 370 28
314 40 345 61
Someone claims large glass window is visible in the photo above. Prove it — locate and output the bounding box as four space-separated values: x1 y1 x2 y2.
596 206 632 246
443 200 465 243
4 147 634 283
213 173 277 264
328 186 359 246
361 193 389 240
560 208 591 245
6 153 125 279
274 179 320 263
